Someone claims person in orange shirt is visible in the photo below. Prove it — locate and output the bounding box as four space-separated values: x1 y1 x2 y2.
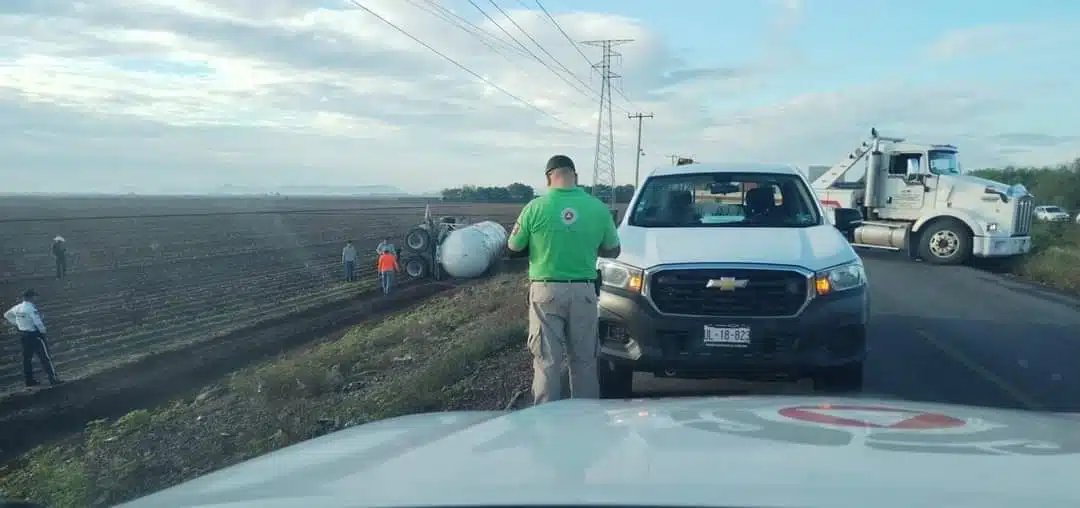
376 250 401 295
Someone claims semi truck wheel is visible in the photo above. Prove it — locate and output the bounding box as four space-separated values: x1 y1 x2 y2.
402 256 429 279
918 219 971 265
404 226 431 253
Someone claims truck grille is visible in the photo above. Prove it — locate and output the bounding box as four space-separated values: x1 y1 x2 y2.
648 268 808 317
1013 196 1033 236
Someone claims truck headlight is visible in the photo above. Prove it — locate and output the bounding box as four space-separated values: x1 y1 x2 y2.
986 222 998 232
814 261 865 296
597 259 644 294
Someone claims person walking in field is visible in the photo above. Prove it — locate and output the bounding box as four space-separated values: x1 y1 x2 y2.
376 249 401 295
342 240 358 282
52 236 67 280
376 238 395 256
506 155 621 405
4 289 63 387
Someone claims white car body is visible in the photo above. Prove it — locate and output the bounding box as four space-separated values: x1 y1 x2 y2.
119 395 1080 508
618 162 862 277
1034 206 1070 222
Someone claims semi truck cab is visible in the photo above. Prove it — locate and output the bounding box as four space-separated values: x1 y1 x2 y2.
812 128 1034 265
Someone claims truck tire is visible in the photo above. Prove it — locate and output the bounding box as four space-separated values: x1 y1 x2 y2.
917 219 971 265
404 226 431 253
598 360 634 399
402 256 429 279
814 362 864 393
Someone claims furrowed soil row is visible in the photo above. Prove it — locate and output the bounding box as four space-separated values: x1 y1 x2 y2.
0 200 519 397
0 276 474 464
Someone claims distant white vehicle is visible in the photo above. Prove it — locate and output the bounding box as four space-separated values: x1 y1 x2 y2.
1034 205 1070 222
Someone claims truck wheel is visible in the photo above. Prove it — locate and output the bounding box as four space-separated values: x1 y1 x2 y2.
402 256 429 279
917 220 971 265
404 226 431 253
814 362 864 393
598 361 634 399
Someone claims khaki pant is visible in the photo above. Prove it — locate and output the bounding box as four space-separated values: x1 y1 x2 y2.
527 282 600 405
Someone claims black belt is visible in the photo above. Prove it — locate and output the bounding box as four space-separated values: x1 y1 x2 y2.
530 279 596 284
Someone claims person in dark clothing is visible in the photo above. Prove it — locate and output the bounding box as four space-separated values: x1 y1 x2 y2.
4 289 62 386
52 236 67 280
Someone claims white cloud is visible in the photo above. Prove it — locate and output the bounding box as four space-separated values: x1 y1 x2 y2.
924 21 1080 61
0 0 1075 195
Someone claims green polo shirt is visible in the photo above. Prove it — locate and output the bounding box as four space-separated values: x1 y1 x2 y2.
508 186 620 280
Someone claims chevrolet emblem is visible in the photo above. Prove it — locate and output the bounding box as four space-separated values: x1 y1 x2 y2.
705 277 749 291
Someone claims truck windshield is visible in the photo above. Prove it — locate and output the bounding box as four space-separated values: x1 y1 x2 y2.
628 172 822 228
928 150 961 175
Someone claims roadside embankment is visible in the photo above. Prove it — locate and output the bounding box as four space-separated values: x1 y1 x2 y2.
1014 222 1080 293
0 270 533 508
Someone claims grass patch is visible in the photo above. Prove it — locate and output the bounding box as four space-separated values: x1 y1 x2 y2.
1014 221 1080 293
0 271 531 508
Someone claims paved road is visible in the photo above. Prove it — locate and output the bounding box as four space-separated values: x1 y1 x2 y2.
635 249 1080 413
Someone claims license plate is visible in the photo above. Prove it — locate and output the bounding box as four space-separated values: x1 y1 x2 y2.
703 325 751 347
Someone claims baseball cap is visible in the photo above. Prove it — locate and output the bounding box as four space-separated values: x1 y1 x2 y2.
545 155 576 174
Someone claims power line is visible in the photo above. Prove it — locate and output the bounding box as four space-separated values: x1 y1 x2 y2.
345 0 587 134
407 0 538 74
485 0 600 103
415 0 531 59
464 0 596 102
534 0 639 111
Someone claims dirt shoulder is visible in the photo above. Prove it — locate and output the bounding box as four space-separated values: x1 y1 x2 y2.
0 271 532 508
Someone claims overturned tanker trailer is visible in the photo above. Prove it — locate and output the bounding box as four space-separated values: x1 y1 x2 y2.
399 205 508 281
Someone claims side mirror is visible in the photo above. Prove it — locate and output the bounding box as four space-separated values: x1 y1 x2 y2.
833 207 863 232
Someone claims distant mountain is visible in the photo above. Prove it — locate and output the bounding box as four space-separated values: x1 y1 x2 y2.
211 184 410 196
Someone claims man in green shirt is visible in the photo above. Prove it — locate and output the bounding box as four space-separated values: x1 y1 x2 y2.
507 155 621 405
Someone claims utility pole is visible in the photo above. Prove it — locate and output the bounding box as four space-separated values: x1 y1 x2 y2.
628 112 653 189
583 39 632 210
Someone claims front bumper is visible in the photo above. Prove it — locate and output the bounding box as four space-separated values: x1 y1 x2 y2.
598 285 869 380
972 235 1032 258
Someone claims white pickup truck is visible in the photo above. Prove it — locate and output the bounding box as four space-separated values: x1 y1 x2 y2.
596 162 870 398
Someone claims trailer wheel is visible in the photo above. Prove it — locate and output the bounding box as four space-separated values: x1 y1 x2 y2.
404 226 431 253
917 219 972 265
403 256 430 278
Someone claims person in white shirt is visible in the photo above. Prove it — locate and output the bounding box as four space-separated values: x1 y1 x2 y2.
4 289 62 387
376 238 395 256
342 240 359 282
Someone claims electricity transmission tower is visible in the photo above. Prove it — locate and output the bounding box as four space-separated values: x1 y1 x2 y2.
628 112 653 189
583 39 632 210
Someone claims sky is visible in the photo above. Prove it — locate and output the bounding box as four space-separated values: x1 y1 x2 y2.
0 0 1078 195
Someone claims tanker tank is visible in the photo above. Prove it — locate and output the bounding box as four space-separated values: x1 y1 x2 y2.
439 221 508 279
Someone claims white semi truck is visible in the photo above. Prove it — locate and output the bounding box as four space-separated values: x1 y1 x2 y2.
809 128 1035 265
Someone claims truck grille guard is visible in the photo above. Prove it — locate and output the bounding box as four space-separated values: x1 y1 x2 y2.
644 263 813 318
1013 196 1034 236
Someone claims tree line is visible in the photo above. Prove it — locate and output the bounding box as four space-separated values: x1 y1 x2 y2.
970 158 1080 209
440 183 636 203
441 159 1080 209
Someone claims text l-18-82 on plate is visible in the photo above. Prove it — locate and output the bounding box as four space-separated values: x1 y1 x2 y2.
703 325 751 347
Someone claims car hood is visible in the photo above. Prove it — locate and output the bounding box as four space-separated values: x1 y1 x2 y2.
615 224 857 271
119 396 1080 508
